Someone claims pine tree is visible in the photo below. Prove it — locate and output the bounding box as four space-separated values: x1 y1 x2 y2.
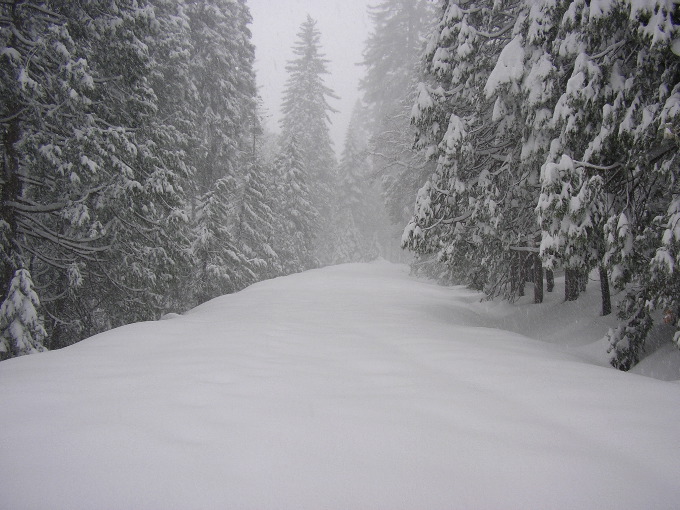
183 0 260 306
0 269 46 360
186 0 258 191
190 176 254 305
518 0 680 368
40 0 198 344
89 0 196 330
404 0 528 298
361 0 430 123
273 137 318 273
401 0 680 369
1 0 263 355
140 0 197 315
236 159 281 280
0 1 103 303
479 0 566 303
0 0 172 346
280 15 338 264
281 15 337 183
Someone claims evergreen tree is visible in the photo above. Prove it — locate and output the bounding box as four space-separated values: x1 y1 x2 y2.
510 0 680 366
280 15 338 264
273 137 318 273
539 0 680 369
0 0 183 346
236 159 281 280
190 176 254 305
186 0 258 191
83 0 194 335
0 269 46 360
1 0 264 357
401 0 680 369
0 0 104 312
39 0 200 344
404 0 529 299
183 0 260 306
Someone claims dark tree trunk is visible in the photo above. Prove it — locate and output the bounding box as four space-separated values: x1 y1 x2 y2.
533 254 544 304
546 269 554 292
510 253 518 297
524 254 534 283
565 268 580 301
579 271 588 293
599 264 611 316
517 253 526 297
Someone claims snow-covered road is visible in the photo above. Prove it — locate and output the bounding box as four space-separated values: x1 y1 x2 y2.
1 262 679 509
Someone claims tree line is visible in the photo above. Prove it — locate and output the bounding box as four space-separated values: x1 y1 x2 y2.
0 0 385 360
4 0 678 372
399 0 680 370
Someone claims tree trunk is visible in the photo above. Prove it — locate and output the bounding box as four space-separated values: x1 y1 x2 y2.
599 264 611 316
533 254 544 304
546 269 554 292
565 268 580 301
510 252 518 297
579 271 588 293
517 253 526 297
524 254 534 283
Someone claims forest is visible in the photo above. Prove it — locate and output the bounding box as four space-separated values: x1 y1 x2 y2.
1 0 679 374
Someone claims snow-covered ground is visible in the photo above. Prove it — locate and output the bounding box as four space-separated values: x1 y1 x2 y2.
1 261 679 509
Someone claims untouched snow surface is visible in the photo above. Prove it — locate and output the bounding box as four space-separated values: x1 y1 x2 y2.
1 262 679 510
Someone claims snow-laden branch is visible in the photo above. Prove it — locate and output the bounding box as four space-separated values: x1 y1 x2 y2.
18 216 110 254
10 25 37 47
508 245 539 253
421 210 473 231
573 160 622 171
0 108 26 124
591 41 626 60
476 21 516 40
18 2 65 21
18 242 73 270
5 200 68 214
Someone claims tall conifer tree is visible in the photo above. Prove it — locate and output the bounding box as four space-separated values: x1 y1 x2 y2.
280 15 338 264
401 0 680 369
0 0 265 357
273 137 318 273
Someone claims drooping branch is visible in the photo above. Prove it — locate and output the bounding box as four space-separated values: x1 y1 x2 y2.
573 160 622 171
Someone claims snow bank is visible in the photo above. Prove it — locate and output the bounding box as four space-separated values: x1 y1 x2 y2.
1 262 679 509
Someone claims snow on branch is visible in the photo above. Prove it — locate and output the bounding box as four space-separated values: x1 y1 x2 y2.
508 245 540 253
572 160 623 171
484 36 525 98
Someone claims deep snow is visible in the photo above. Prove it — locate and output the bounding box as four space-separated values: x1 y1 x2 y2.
1 261 679 509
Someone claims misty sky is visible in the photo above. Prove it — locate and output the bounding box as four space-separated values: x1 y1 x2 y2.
247 0 372 155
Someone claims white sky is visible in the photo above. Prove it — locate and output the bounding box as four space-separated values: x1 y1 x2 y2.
247 0 373 155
